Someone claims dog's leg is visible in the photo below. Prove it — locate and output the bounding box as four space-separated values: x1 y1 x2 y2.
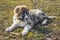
22 24 32 36
22 21 34 36
42 19 48 25
5 23 18 32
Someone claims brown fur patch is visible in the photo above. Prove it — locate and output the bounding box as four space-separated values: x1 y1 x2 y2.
14 5 29 20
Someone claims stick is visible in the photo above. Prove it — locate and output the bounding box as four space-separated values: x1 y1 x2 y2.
10 32 20 35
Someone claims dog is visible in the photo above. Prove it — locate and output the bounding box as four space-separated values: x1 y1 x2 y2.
5 5 51 36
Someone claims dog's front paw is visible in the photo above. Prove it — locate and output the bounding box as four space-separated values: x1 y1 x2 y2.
5 27 12 32
22 31 27 36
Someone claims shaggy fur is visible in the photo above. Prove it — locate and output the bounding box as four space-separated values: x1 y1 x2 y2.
5 5 49 36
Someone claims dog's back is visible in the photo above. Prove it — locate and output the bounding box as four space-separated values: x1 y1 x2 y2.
29 9 47 24
30 9 44 15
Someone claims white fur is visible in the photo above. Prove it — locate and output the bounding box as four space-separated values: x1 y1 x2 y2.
42 19 48 25
22 25 32 35
5 14 32 36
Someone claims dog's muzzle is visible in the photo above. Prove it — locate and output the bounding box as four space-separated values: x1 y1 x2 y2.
19 14 29 21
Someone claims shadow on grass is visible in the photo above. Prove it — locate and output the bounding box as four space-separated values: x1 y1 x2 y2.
32 18 53 35
32 24 52 34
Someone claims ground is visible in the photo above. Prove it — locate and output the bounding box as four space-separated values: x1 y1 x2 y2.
0 0 60 40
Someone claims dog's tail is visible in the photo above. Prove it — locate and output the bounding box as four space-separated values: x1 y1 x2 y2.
48 16 57 19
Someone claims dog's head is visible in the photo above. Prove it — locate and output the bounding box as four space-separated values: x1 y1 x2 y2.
14 5 29 21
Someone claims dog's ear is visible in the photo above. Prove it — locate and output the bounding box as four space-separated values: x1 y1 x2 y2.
14 5 28 14
14 6 20 14
15 7 19 13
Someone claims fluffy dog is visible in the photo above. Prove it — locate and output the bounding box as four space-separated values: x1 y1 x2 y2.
5 5 50 36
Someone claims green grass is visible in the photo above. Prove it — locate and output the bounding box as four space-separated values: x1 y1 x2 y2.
0 0 60 40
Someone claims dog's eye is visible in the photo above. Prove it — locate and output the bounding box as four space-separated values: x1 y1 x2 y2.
19 12 23 15
26 12 29 15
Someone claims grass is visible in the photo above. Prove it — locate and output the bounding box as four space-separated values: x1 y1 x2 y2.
0 0 60 40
